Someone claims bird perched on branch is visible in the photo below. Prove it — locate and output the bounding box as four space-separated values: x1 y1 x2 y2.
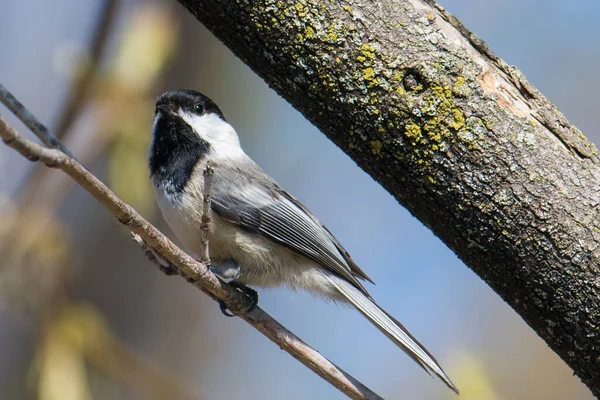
149 89 458 394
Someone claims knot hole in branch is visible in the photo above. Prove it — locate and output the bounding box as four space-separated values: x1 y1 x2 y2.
402 68 426 93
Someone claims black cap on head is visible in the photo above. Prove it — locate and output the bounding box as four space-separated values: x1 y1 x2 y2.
150 90 224 195
155 89 226 121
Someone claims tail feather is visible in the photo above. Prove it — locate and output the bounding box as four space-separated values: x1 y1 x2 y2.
328 276 459 395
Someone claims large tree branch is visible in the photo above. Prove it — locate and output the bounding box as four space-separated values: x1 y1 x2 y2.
176 0 600 395
0 84 381 400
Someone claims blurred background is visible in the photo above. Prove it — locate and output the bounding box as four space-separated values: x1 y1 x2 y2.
0 0 598 399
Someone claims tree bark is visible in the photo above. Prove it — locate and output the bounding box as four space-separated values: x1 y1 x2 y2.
176 0 600 395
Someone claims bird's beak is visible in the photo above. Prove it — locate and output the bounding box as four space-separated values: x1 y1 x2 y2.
156 104 176 115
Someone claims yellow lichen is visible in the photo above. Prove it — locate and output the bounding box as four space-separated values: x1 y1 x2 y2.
327 29 338 41
362 67 375 81
451 108 465 130
360 43 375 59
405 122 422 142
295 2 308 17
370 140 383 156
305 26 315 39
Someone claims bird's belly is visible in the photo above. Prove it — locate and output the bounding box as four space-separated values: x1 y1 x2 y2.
155 188 341 299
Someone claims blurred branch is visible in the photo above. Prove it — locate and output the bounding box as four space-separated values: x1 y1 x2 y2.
11 0 120 211
175 0 600 396
36 303 198 400
0 85 382 400
2 2 172 259
53 0 120 139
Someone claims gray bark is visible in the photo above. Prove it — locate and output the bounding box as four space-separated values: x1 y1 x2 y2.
176 0 600 395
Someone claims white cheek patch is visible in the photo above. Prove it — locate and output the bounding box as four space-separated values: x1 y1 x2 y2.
178 110 244 157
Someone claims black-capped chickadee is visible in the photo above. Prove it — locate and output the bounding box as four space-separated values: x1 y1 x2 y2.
149 89 458 394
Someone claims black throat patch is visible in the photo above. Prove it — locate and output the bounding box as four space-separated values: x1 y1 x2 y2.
149 113 210 196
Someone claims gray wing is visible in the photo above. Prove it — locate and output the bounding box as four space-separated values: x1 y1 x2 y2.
209 159 372 295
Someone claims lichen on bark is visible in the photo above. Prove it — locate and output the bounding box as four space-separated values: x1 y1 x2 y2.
178 0 600 395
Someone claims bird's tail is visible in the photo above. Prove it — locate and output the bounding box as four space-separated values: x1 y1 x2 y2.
327 275 459 394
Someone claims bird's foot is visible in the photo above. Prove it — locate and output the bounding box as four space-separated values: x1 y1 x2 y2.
132 233 180 276
209 260 242 282
218 281 259 317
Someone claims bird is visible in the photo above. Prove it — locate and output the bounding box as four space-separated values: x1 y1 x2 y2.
148 89 458 394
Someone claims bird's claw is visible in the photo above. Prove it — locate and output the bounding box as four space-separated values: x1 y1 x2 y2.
219 300 235 317
218 281 259 317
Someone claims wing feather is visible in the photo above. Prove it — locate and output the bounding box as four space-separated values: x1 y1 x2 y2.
209 161 371 294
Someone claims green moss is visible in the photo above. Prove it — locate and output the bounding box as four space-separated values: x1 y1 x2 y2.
370 140 383 156
348 142 360 152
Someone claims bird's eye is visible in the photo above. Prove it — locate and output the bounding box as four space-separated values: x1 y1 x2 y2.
194 103 205 115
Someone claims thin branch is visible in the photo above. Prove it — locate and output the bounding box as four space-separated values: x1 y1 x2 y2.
200 163 214 266
0 89 382 400
0 83 73 157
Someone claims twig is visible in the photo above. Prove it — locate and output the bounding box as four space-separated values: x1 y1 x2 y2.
0 89 382 400
0 83 73 157
200 164 214 266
